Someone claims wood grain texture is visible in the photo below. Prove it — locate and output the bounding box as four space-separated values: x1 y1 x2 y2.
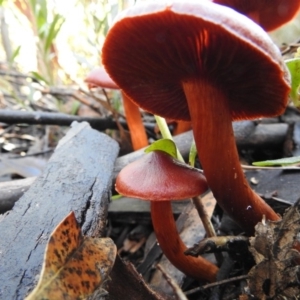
0 122 119 300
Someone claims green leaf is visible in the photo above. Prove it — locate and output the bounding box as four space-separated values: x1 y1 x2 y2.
111 194 122 201
30 0 47 34
9 45 21 63
252 156 300 166
189 139 197 167
44 14 65 53
70 101 81 115
93 14 108 35
285 58 300 109
144 139 177 158
30 71 49 85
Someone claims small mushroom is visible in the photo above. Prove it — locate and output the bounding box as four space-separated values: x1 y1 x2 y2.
213 0 300 31
115 150 218 282
85 67 148 150
103 1 290 234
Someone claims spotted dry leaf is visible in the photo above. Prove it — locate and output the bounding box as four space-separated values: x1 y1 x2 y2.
26 211 117 300
248 200 300 299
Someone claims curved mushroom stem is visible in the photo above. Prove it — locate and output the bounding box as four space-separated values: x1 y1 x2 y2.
122 92 149 150
85 67 148 151
151 201 218 282
182 79 280 234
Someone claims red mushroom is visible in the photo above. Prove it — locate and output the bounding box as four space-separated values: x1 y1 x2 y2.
116 150 218 282
102 1 290 234
85 67 148 150
212 0 300 31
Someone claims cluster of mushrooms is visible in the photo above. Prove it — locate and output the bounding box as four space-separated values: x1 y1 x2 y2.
94 0 299 282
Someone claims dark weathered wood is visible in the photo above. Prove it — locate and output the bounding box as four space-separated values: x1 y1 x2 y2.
236 123 288 148
0 177 35 213
0 109 155 131
246 169 300 205
0 131 194 214
293 121 300 156
113 130 194 178
0 122 119 300
108 197 188 224
0 121 289 213
114 122 289 177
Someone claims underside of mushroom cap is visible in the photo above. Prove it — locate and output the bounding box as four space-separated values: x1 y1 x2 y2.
115 150 208 201
85 67 119 89
102 0 290 122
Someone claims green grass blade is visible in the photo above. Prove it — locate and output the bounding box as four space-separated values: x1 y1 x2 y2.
252 156 300 166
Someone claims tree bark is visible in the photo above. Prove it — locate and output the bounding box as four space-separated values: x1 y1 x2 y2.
0 122 119 300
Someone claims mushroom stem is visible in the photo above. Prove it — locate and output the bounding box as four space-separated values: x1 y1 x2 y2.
182 79 280 234
85 67 148 151
121 92 148 150
151 201 218 282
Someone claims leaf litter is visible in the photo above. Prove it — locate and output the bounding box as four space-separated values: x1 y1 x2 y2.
26 211 117 300
248 199 300 299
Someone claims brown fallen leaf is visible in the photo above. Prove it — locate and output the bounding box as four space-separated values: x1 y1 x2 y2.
248 199 300 299
26 211 117 300
106 255 165 300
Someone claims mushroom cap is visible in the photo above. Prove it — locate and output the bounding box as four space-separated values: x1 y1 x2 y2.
213 0 300 31
115 150 208 201
85 67 119 89
102 1 290 122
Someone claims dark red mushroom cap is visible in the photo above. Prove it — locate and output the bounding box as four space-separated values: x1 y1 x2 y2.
213 0 300 31
115 150 208 201
102 1 290 122
85 67 118 89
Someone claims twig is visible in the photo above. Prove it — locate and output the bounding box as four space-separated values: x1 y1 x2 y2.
242 164 300 171
257 192 292 206
0 109 126 130
41 86 108 115
184 274 249 296
0 69 40 83
156 264 188 300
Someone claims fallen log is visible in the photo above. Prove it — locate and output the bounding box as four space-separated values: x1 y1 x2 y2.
0 177 36 214
0 109 155 131
0 122 119 300
0 122 289 213
114 122 289 177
